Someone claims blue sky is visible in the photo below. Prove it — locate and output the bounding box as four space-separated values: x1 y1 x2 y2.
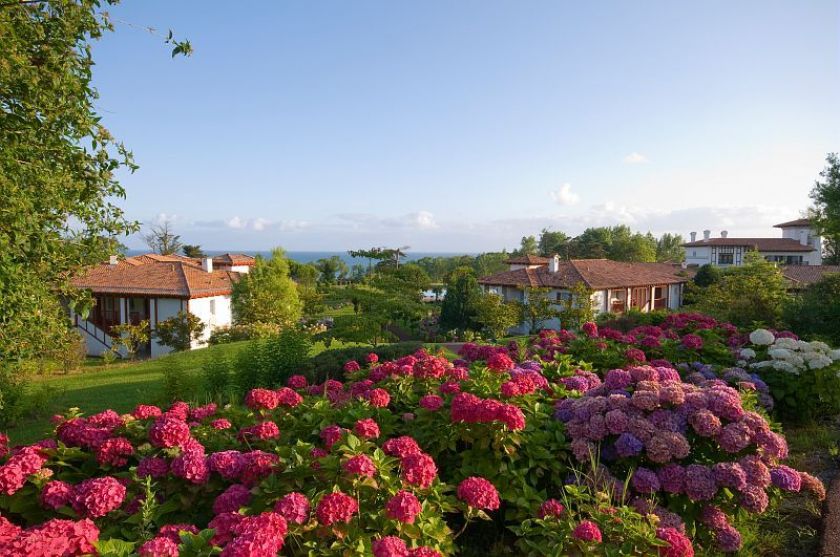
95 1 840 252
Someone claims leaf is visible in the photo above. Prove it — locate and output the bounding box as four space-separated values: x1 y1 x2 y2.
95 538 136 557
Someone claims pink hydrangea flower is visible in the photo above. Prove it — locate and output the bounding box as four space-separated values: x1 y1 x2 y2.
274 492 310 524
401 452 438 489
354 418 380 439
343 454 377 478
456 476 500 510
385 490 422 523
572 520 602 543
315 491 358 525
373 536 408 557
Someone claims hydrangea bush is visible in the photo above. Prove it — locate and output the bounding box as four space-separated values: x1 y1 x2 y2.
0 313 829 556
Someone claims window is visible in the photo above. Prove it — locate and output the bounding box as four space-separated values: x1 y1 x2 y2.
718 253 734 264
209 299 216 316
691 251 697 257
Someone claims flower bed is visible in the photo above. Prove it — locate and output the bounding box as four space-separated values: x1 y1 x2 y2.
0 314 832 556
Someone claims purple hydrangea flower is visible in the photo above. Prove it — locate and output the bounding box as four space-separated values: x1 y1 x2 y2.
614 432 644 458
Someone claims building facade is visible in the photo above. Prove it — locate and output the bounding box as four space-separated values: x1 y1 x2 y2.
70 253 253 358
682 219 822 268
478 256 688 334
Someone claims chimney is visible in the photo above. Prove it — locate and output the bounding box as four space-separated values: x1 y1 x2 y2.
721 230 728 238
202 257 213 273
703 230 711 241
109 255 118 266
548 254 560 273
690 231 697 242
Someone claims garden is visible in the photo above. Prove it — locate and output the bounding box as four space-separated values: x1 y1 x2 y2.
1 311 839 556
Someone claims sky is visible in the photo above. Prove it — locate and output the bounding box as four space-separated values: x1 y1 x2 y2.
93 1 840 252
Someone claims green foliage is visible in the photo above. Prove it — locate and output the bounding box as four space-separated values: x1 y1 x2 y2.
110 320 150 360
513 235 539 256
692 251 791 328
474 292 520 339
202 357 233 399
517 288 559 334
537 228 570 257
161 360 199 403
656 232 685 263
439 267 482 334
757 363 840 423
567 225 657 262
50 329 88 374
809 152 840 264
208 322 283 345
0 368 26 428
313 255 349 284
557 282 595 330
693 263 723 287
181 244 205 258
306 342 423 383
154 311 206 351
231 329 312 390
232 248 302 327
783 273 840 344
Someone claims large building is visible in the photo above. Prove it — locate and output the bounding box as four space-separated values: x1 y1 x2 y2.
682 218 822 268
70 253 254 358
478 255 689 333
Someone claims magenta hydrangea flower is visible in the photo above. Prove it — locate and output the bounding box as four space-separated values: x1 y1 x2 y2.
457 476 500 510
213 484 251 515
401 452 438 489
71 476 126 518
274 492 310 524
385 490 422 524
315 491 359 525
572 520 602 543
372 536 409 557
40 480 73 510
343 454 377 478
138 536 179 557
383 436 422 459
419 395 444 411
656 527 694 557
148 417 191 449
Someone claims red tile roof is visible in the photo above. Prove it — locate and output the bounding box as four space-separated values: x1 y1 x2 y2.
504 254 551 265
781 265 840 287
478 259 689 290
681 238 815 252
774 218 813 228
71 255 241 298
212 253 256 266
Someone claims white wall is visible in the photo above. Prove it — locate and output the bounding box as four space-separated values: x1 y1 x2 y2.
668 284 683 310
149 298 185 357
187 295 233 349
684 246 712 267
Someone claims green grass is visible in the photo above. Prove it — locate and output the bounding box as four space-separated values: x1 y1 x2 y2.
8 338 367 445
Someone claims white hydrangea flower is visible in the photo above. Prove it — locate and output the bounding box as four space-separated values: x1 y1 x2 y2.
768 348 792 360
739 348 756 360
796 340 813 352
775 338 798 350
809 356 833 370
771 360 798 374
789 355 805 367
749 329 775 346
812 341 831 353
736 359 747 367
829 349 840 361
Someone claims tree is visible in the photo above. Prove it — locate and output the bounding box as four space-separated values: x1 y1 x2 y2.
143 221 183 255
439 267 482 333
517 287 559 333
809 153 840 264
783 273 840 344
232 248 302 327
0 2 188 363
693 264 723 287
514 236 539 256
314 256 349 284
558 282 595 329
154 311 206 351
182 245 206 258
693 251 790 328
110 321 150 360
656 233 685 263
538 229 570 257
474 292 520 340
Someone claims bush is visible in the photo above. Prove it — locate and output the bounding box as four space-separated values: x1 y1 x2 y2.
261 329 313 386
307 341 423 383
154 311 206 351
0 367 26 428
783 273 840 345
161 360 199 403
208 322 283 345
51 329 87 374
202 357 233 399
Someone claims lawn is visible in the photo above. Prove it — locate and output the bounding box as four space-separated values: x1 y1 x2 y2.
8 338 364 445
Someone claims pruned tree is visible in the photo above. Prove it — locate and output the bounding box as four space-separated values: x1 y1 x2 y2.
143 221 183 255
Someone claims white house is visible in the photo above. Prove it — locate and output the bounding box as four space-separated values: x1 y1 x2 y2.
682 218 822 268
69 253 252 358
478 255 689 334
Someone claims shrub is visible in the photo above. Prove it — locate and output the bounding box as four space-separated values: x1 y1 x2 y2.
203 358 233 399
307 342 423 383
161 361 199 403
783 273 840 345
208 322 282 345
0 367 26 428
154 311 206 351
261 329 313 386
51 329 87 374
109 320 150 360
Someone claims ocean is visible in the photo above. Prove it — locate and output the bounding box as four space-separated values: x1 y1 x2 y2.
125 250 475 267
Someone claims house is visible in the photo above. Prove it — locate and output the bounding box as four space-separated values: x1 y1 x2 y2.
780 265 840 291
682 218 822 268
69 253 249 358
478 255 689 333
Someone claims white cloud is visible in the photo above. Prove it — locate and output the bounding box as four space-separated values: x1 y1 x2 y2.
226 216 246 229
549 183 580 206
252 217 270 231
335 211 438 230
153 212 178 225
409 211 438 229
623 152 649 164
